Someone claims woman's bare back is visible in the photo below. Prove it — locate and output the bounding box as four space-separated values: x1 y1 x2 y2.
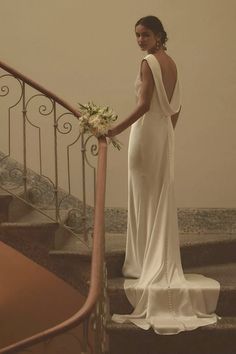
154 52 177 103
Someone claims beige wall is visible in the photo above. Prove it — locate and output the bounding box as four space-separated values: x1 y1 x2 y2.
0 0 236 208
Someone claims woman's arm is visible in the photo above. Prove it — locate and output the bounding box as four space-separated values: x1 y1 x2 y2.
107 60 154 137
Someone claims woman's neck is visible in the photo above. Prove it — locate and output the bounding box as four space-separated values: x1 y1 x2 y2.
148 46 164 55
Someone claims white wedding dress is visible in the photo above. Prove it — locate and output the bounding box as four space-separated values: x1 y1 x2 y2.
112 54 220 334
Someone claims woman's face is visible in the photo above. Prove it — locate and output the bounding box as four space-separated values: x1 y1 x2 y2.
135 24 159 53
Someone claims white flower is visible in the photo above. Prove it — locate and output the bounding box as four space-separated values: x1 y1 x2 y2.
77 101 121 150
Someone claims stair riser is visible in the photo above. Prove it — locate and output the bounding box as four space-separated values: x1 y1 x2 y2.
0 195 12 222
106 255 125 278
0 208 8 223
48 242 236 293
181 241 236 268
49 254 124 290
108 326 236 354
108 288 236 318
216 289 236 316
107 241 236 278
49 254 91 295
7 197 34 222
0 225 57 247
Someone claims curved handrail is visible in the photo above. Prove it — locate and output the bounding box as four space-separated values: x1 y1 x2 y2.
0 60 80 118
0 59 108 353
0 137 107 353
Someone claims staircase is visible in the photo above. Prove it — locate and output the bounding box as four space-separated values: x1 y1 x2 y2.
0 180 106 353
60 231 236 354
1 59 236 354
1 190 236 354
106 235 236 354
0 58 108 353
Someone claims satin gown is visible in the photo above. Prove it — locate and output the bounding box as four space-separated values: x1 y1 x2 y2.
112 54 220 334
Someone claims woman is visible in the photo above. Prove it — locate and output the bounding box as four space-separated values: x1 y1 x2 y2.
109 16 220 334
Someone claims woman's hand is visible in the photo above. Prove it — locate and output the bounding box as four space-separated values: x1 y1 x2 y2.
105 129 122 150
107 127 117 138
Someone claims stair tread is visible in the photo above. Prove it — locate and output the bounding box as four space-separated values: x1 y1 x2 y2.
0 193 12 199
51 232 126 256
52 232 236 256
0 209 69 225
106 316 236 333
108 262 236 291
180 233 236 246
22 209 68 223
1 221 58 227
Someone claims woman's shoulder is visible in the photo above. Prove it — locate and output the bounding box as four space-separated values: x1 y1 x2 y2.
154 52 177 79
147 52 176 68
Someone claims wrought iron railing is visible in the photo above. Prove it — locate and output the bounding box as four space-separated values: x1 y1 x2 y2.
0 60 109 353
0 60 99 243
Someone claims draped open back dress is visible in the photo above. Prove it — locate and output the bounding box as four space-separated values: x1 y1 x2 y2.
112 54 220 335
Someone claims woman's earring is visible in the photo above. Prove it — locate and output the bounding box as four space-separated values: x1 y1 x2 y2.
156 39 161 51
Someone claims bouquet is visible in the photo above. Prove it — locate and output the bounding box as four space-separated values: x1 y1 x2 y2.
77 101 121 150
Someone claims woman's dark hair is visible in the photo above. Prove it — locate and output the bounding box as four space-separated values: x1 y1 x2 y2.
135 16 168 50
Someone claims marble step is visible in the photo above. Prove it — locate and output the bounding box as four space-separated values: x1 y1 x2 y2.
108 262 236 317
0 190 70 224
49 233 236 296
179 233 236 268
106 317 236 354
49 232 125 291
0 189 38 222
0 220 58 270
0 199 71 251
51 233 236 280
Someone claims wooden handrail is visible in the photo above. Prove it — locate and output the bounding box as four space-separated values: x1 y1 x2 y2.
0 60 81 118
0 60 108 353
0 137 107 353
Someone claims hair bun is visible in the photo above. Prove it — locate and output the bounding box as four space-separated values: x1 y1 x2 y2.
135 16 168 50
